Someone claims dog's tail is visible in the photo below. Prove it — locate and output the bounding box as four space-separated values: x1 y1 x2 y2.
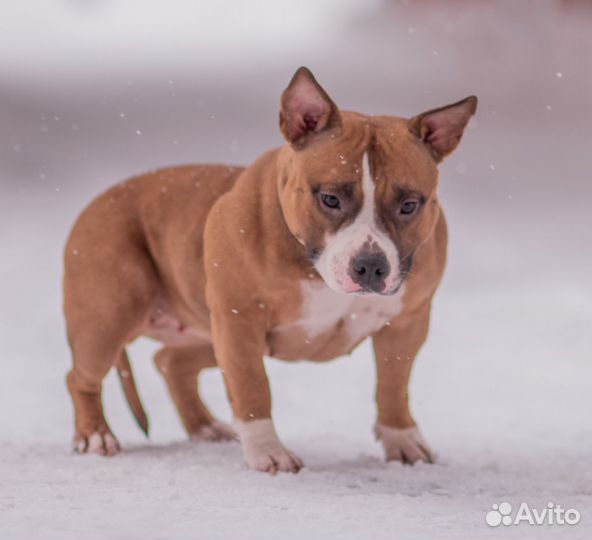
116 350 150 437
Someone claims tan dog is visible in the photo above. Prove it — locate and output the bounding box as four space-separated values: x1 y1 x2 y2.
64 67 476 473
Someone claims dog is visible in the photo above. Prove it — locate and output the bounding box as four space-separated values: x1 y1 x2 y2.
63 67 477 473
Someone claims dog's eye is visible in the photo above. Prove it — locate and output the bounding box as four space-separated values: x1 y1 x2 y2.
400 199 419 216
320 193 341 210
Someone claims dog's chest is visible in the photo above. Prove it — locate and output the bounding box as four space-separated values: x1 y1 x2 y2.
295 281 405 344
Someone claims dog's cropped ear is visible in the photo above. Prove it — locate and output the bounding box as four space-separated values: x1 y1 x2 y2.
280 67 341 148
408 96 477 163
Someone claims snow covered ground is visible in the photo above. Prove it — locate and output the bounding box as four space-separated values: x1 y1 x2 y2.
1 1 591 538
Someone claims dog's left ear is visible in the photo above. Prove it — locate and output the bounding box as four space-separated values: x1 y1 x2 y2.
280 67 341 148
408 96 477 163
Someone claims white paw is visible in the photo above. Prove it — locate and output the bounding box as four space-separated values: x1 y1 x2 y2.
74 432 120 457
374 424 435 465
190 420 238 442
235 419 304 474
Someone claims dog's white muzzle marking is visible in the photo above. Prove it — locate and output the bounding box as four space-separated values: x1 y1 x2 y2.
314 152 400 294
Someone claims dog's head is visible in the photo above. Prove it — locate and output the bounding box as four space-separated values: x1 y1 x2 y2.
277 67 477 295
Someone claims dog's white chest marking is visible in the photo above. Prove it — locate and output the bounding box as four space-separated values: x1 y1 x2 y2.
297 281 406 344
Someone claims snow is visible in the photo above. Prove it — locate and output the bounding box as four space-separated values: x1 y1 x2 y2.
1 277 591 538
1 1 591 538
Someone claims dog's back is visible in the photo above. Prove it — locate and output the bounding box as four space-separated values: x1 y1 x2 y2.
64 164 243 328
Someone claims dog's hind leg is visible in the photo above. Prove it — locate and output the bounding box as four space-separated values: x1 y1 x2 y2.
66 312 153 455
154 345 236 441
66 341 123 456
64 232 158 455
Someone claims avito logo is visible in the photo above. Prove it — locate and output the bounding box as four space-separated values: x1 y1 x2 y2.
486 502 580 527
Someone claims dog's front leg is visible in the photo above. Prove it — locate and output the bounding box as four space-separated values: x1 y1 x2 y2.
372 300 435 464
209 309 303 474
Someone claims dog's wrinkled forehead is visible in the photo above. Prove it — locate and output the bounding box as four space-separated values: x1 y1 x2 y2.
301 114 438 200
297 118 373 182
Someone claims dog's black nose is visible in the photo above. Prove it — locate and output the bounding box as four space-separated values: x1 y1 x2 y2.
349 252 390 292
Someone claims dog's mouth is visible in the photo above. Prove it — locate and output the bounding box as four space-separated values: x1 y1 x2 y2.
330 270 408 297
357 276 407 296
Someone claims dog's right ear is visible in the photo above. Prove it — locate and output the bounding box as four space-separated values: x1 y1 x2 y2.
280 67 341 148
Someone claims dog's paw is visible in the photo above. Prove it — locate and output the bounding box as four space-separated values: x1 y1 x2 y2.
374 424 435 465
245 445 304 474
235 418 304 474
74 431 120 457
190 420 238 442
